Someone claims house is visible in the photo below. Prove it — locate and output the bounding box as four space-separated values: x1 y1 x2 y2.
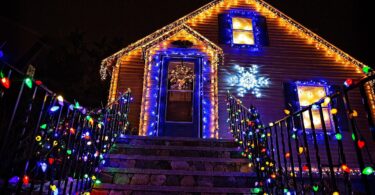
100 0 373 140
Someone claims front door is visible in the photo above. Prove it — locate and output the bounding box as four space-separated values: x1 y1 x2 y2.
158 57 200 137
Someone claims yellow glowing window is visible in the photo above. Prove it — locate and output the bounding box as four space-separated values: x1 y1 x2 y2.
297 85 333 130
232 17 254 45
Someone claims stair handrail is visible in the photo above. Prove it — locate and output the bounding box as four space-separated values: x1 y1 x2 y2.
1 59 132 194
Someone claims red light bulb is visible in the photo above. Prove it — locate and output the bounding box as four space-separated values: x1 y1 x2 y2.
35 80 43 86
344 79 353 87
22 175 29 185
1 77 10 89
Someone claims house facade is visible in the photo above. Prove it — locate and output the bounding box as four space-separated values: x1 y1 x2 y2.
100 0 373 140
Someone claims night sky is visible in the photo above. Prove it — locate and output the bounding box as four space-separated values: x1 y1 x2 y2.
0 0 372 107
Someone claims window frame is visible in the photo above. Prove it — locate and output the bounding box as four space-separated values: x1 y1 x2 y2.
295 83 335 132
231 17 255 45
219 10 266 51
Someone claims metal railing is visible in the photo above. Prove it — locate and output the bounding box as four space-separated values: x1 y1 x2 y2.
227 74 375 194
1 60 132 194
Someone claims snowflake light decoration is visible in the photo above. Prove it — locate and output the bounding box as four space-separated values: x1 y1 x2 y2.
228 64 269 97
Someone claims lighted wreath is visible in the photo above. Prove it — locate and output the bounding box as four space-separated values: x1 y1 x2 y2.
168 63 195 90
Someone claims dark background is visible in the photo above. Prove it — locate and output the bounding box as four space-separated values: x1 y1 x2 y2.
0 0 372 108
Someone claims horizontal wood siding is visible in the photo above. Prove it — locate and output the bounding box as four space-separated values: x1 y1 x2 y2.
113 0 372 168
186 0 372 168
116 49 144 132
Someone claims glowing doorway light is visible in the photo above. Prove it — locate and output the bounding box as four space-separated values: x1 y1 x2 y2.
228 64 269 97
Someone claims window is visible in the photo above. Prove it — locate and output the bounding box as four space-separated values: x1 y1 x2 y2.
219 11 268 50
232 17 255 45
166 61 194 122
297 85 333 130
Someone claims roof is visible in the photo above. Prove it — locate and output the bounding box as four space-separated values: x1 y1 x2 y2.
100 0 369 80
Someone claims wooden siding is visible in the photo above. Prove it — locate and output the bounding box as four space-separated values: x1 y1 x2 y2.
113 0 373 168
116 48 144 132
185 0 372 168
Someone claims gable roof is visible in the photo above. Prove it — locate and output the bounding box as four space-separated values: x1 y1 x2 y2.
100 0 368 80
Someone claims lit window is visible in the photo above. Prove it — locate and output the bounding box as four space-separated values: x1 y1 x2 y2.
232 17 254 45
297 85 333 130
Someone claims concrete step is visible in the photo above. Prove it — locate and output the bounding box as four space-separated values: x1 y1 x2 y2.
98 167 255 188
92 184 252 195
117 136 237 148
110 143 243 159
105 154 252 173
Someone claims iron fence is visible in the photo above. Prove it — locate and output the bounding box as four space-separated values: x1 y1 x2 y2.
0 60 132 194
227 74 375 194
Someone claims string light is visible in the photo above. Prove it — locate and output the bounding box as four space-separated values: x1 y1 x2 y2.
1 71 10 89
50 106 60 112
335 133 342 140
24 77 33 89
362 167 374 175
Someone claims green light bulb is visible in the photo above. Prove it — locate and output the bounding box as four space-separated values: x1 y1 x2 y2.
24 77 33 89
363 66 371 74
362 166 374 175
335 133 342 140
251 187 262 193
40 124 47 129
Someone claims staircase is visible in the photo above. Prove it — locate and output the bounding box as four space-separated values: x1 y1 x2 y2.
92 136 255 195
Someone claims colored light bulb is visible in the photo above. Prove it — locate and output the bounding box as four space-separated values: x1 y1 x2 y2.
35 135 42 142
341 164 351 173
344 79 352 87
24 77 33 89
298 147 304 154
363 66 371 74
40 162 47 172
362 166 374 175
284 109 290 115
313 185 319 192
22 175 29 185
251 187 262 193
331 108 338 115
50 106 60 112
75 101 81 109
335 133 342 140
57 95 64 106
1 77 10 89
95 180 102 184
357 140 365 149
35 80 43 86
40 124 47 129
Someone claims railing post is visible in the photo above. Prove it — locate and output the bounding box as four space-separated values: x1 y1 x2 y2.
343 90 371 194
317 103 337 191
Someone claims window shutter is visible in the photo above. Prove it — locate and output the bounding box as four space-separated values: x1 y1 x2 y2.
283 82 301 129
257 16 269 46
331 85 349 132
283 82 299 112
218 13 231 44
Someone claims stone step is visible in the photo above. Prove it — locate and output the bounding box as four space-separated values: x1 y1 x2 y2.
93 184 252 195
110 144 243 159
98 167 255 188
105 154 252 173
117 136 237 148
